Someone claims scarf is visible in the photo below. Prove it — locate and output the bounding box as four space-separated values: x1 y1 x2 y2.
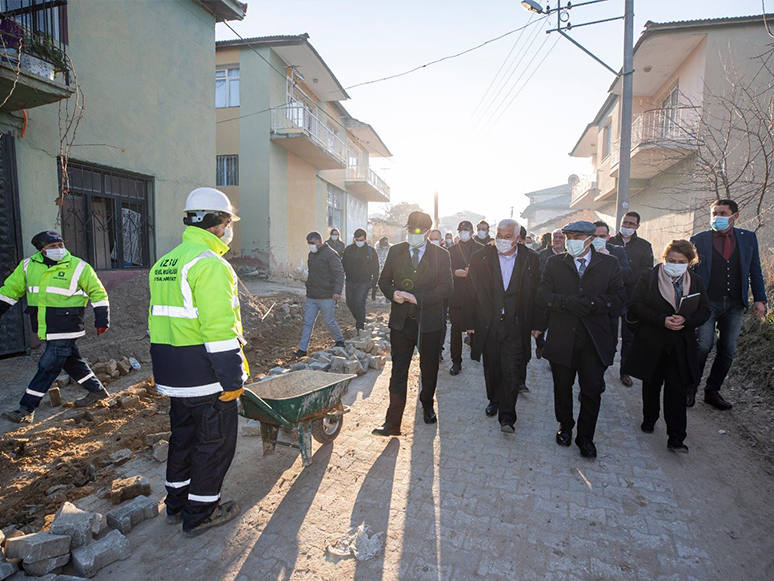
657 264 691 312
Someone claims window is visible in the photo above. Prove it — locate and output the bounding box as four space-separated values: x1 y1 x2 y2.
661 84 679 138
216 155 239 187
216 67 240 108
603 123 612 158
327 183 344 230
60 163 153 270
0 0 67 43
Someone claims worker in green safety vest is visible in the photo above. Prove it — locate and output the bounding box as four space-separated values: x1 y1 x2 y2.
149 187 246 538
0 230 110 424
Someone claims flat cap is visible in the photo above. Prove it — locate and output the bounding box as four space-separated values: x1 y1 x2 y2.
561 220 596 235
405 211 433 233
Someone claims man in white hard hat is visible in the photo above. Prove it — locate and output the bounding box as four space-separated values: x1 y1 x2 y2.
149 187 247 537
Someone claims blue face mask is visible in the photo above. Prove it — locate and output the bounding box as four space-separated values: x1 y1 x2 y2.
711 216 730 232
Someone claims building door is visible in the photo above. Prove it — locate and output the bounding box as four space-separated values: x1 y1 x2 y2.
0 134 28 357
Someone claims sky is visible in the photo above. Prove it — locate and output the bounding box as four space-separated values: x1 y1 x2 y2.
217 0 769 228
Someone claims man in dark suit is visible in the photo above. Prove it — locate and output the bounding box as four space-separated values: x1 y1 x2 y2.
373 212 453 436
609 211 654 387
447 220 483 375
538 228 566 272
690 199 767 410
465 219 542 432
536 221 626 459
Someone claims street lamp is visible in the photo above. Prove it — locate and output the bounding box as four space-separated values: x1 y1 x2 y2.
520 0 635 230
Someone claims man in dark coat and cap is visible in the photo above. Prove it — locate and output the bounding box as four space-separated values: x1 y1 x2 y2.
536 221 626 459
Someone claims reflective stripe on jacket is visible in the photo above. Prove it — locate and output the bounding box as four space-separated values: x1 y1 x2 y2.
0 251 109 340
148 226 247 398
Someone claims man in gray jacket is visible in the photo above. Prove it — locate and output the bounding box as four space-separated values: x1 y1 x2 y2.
295 232 346 357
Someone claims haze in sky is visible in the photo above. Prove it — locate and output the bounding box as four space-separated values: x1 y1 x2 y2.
217 0 769 226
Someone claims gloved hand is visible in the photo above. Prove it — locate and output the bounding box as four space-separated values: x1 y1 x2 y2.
96 326 108 336
219 388 244 402
371 287 377 300
562 296 593 317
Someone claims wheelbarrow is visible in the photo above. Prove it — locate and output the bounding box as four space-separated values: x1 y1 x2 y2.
239 370 357 466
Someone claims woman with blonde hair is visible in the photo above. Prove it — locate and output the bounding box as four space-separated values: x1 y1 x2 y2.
623 239 711 453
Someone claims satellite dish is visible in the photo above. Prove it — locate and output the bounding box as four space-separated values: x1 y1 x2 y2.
568 174 579 186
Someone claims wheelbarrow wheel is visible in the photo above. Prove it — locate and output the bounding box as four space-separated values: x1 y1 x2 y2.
311 414 343 444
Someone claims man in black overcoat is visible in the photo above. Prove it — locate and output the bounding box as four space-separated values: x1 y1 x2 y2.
536 221 626 458
372 212 453 436
465 219 543 432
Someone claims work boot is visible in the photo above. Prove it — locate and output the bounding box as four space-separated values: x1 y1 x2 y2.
74 389 109 408
182 501 240 538
704 391 732 410
335 341 346 348
166 512 184 525
1 408 34 424
293 349 307 358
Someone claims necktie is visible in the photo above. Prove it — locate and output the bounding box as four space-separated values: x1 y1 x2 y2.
412 248 420 269
578 258 587 277
723 234 732 261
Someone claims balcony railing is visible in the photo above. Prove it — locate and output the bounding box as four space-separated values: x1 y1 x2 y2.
271 103 347 166
347 165 390 200
611 106 701 168
571 174 596 204
0 0 69 84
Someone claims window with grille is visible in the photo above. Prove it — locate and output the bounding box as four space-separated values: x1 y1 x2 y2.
59 162 154 270
216 67 240 108
216 155 239 187
327 182 344 230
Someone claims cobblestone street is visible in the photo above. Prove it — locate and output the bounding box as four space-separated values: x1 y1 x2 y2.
84 336 774 581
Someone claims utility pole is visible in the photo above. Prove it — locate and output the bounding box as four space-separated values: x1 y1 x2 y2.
433 191 439 229
616 0 635 230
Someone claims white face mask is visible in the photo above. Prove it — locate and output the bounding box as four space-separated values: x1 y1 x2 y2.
663 262 688 278
477 229 488 239
355 240 366 248
407 233 426 248
220 227 233 246
591 237 607 251
566 238 590 257
309 243 319 253
459 231 471 242
45 247 67 262
495 238 515 254
620 227 636 238
330 234 339 241
430 239 441 246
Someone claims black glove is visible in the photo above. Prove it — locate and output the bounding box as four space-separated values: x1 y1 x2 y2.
371 287 377 300
562 296 593 317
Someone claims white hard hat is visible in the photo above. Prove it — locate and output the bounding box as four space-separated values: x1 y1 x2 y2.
183 187 240 221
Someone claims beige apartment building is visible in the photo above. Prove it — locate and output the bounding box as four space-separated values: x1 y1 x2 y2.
214 34 391 274
569 15 774 254
0 0 245 356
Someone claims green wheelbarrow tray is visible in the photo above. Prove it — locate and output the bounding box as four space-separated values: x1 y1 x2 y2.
239 370 356 466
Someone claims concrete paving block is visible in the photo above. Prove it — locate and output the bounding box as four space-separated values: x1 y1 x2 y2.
342 359 361 375
0 560 19 581
47 388 62 408
144 432 171 447
71 530 130 578
49 502 101 549
307 362 331 372
22 553 69 576
5 533 70 563
110 475 151 505
289 363 307 371
106 496 159 535
151 440 169 463
118 395 140 409
108 449 131 466
53 576 89 581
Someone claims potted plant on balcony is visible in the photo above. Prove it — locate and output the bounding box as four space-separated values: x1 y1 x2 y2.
21 32 67 81
0 17 24 66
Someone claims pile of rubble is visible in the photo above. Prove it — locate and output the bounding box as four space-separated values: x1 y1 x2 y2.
265 321 390 378
48 358 140 408
0 473 158 580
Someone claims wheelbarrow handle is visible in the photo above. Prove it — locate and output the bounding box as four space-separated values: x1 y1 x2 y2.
240 390 294 429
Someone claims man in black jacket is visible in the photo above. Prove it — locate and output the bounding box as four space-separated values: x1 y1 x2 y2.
326 228 346 257
465 219 542 432
295 232 346 357
476 220 492 245
609 211 653 387
342 228 380 331
447 220 483 375
373 212 453 436
536 221 626 459
538 229 565 272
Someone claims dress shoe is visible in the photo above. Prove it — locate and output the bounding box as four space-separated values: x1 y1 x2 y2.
704 391 732 410
518 384 530 394
293 349 307 358
1 408 34 424
423 407 437 424
577 439 597 459
640 421 655 434
555 429 572 447
500 422 515 434
372 423 401 436
449 363 461 376
686 390 696 408
535 346 543 359
485 403 498 417
620 374 633 387
667 439 689 453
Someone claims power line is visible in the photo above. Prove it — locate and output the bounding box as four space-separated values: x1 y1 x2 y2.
466 13 535 126
473 19 550 131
